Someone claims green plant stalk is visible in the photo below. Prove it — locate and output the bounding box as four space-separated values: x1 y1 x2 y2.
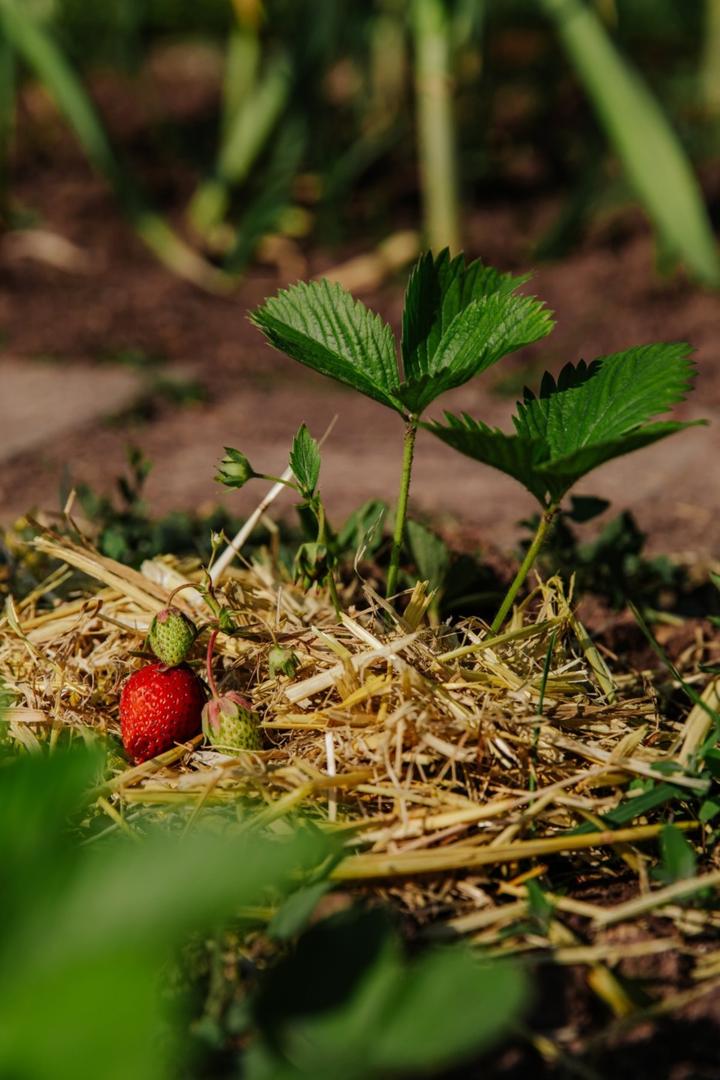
702 0 720 117
314 498 341 618
386 419 418 599
0 0 226 292
413 0 461 253
188 52 290 239
491 505 558 633
0 36 14 212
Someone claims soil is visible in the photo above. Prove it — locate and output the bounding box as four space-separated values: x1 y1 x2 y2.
2 64 720 1076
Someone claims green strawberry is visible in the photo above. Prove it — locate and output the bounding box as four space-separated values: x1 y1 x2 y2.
202 692 263 752
148 606 197 667
268 645 299 679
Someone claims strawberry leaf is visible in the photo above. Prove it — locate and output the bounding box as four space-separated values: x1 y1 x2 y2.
289 424 321 496
514 344 696 455
430 343 703 506
250 278 403 412
397 290 554 415
401 248 531 384
251 251 554 420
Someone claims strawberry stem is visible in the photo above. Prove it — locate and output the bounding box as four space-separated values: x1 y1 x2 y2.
205 629 220 700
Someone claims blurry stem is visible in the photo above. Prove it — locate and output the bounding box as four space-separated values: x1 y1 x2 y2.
386 419 418 600
188 51 291 239
0 36 14 215
491 505 559 633
413 0 461 253
315 498 341 618
205 630 220 700
702 0 720 117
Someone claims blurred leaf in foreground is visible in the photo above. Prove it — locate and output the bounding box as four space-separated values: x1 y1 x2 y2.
246 906 529 1079
0 748 329 1080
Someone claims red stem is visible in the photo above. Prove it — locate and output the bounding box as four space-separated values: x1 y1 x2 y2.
205 629 220 700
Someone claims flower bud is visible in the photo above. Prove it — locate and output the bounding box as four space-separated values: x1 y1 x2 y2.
215 448 257 489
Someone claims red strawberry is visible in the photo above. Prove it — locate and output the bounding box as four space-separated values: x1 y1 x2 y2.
120 662 206 764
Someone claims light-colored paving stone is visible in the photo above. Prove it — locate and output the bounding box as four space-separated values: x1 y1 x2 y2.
0 359 140 460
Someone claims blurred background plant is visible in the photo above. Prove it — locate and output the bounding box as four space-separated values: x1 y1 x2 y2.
2 0 719 286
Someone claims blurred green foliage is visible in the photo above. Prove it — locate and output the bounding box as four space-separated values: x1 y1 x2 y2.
2 0 718 280
0 746 529 1079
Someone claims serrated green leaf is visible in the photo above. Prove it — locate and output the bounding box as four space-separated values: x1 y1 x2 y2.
401 248 530 383
250 279 402 412
289 424 321 496
515 344 696 456
252 252 553 421
424 413 549 502
398 291 554 416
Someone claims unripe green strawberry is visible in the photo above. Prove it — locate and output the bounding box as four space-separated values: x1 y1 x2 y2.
148 606 197 666
202 692 263 752
268 645 298 679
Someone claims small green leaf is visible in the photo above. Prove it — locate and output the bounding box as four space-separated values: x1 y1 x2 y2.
405 520 450 592
699 799 720 824
657 824 697 884
289 424 321 496
250 279 402 412
401 248 530 383
398 290 554 415
268 881 333 942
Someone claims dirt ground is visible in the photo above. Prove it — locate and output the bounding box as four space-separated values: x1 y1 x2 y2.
2 159 719 562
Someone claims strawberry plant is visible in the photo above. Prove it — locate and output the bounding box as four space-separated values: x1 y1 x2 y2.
248 249 701 627
429 343 702 630
218 423 342 610
250 249 554 599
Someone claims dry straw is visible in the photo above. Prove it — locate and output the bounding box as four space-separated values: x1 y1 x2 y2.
2 521 719 1010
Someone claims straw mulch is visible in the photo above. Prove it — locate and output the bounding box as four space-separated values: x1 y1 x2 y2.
2 524 720 1033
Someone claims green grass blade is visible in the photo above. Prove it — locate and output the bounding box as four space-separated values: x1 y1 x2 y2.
543 0 720 286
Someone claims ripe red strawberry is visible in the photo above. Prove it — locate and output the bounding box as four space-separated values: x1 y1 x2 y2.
120 662 206 764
